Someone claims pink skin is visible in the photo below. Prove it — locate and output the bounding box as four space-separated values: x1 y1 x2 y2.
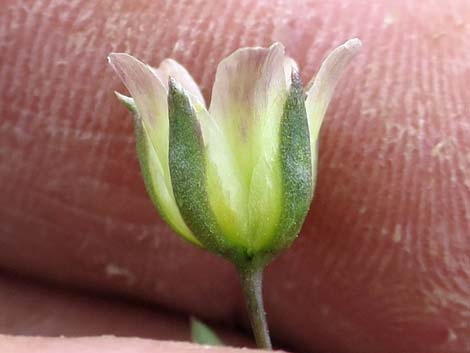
1 0 469 352
0 336 262 353
0 273 252 346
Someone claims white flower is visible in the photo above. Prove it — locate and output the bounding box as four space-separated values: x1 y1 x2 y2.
108 39 361 267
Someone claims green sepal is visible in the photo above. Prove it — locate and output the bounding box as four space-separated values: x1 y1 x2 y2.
167 79 252 265
253 72 314 265
115 91 202 247
114 91 137 113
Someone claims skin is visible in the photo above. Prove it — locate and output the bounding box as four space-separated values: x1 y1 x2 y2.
0 0 469 352
0 335 261 353
0 272 252 346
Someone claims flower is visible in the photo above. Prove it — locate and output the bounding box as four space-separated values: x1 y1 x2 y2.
108 39 361 268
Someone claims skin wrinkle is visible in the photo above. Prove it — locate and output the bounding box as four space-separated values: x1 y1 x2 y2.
420 2 470 304
1 0 470 352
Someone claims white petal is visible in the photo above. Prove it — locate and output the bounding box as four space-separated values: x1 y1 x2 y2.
205 43 289 246
153 58 206 107
208 42 288 184
108 53 169 169
108 53 199 245
305 38 362 143
108 53 167 133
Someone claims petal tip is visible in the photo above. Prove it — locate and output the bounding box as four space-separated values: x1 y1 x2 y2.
269 41 285 51
343 38 362 53
107 53 116 67
160 58 178 66
107 52 128 66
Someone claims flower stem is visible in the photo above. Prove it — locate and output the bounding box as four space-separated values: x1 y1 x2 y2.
239 265 272 350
